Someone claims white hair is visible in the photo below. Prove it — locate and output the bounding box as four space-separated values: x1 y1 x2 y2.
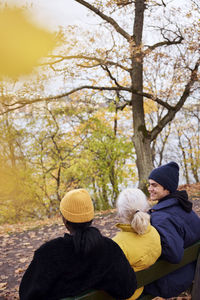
116 188 150 235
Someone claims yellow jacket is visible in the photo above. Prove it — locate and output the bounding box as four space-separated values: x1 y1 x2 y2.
113 223 161 300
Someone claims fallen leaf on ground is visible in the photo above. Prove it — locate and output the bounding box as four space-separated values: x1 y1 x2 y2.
19 258 28 263
0 282 7 290
15 268 24 274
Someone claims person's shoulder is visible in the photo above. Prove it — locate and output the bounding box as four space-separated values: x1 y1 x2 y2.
36 235 70 254
102 236 126 254
153 198 178 209
187 209 200 224
102 235 117 244
190 209 200 217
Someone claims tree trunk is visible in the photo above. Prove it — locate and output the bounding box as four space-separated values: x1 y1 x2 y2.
134 134 153 191
131 0 153 191
178 134 190 184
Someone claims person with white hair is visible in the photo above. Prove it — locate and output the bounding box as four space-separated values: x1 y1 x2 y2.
113 188 161 300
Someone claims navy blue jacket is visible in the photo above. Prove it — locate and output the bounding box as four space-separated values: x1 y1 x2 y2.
144 194 200 298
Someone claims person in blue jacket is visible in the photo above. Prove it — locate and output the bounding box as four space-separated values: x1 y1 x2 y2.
144 161 200 298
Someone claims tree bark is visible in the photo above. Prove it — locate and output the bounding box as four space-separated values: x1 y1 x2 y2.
131 0 153 190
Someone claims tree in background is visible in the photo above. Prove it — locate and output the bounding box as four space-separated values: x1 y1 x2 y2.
72 111 136 208
175 106 200 184
0 113 45 223
149 105 200 185
35 0 199 190
0 93 137 222
0 0 200 220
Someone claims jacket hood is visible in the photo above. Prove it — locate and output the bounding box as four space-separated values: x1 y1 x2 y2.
159 190 193 212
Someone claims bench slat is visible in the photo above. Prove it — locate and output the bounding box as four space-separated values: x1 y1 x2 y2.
136 240 200 287
191 249 200 300
137 294 154 300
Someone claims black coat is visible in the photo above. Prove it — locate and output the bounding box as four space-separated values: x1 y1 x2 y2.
19 232 137 300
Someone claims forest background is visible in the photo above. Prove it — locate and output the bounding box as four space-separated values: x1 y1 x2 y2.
0 0 200 224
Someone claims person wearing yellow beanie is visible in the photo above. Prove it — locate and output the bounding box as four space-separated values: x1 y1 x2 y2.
19 188 137 300
60 188 94 223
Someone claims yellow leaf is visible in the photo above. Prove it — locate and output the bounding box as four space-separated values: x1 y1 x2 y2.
19 258 29 263
0 282 7 291
15 268 24 274
0 7 56 78
144 99 158 114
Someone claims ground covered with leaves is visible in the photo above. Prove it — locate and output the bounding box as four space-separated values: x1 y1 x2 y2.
1 183 200 300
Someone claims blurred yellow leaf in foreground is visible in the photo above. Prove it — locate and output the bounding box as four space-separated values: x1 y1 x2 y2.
0 7 56 78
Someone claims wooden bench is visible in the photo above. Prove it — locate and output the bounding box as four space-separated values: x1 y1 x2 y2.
61 240 200 300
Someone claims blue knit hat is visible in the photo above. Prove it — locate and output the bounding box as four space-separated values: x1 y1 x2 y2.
148 161 179 193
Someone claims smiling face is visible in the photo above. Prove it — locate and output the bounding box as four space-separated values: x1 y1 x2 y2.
148 179 170 201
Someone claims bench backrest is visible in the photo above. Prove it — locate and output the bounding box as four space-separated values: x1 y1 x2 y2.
136 239 200 287
61 240 200 300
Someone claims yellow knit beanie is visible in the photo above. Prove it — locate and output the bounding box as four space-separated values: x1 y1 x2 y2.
60 189 94 223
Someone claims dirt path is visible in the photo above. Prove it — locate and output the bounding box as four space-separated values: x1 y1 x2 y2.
1 200 200 300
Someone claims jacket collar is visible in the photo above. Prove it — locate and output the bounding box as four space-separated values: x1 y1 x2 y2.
115 223 151 234
149 197 179 212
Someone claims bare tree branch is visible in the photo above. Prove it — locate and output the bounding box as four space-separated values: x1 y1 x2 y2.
74 0 132 41
45 54 131 73
0 82 176 115
150 57 200 140
101 65 121 87
144 36 183 55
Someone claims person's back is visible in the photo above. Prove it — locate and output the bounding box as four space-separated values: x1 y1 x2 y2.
19 189 137 300
113 188 161 300
114 223 161 270
144 162 200 298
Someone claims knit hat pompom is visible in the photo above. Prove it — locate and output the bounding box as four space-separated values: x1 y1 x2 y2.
60 189 94 223
148 161 179 193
